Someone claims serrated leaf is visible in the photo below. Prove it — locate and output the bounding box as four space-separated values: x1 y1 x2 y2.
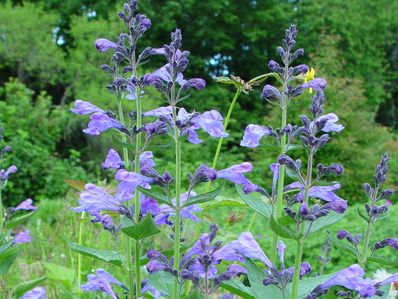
13 276 46 297
367 256 398 268
184 183 224 206
269 216 299 240
148 271 176 296
221 280 255 299
305 212 347 236
69 242 125 267
236 185 271 219
121 213 160 240
5 211 36 229
137 186 171 205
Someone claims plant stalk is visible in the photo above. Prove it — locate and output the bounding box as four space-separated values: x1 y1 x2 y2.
0 189 3 228
360 220 372 268
77 211 85 297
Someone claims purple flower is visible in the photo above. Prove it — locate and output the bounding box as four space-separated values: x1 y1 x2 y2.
13 230 32 244
189 164 217 188
70 100 104 115
95 38 118 52
83 113 126 136
301 78 327 92
72 183 126 214
378 272 398 286
312 113 344 133
181 78 206 91
20 286 46 299
140 151 155 171
0 165 17 182
150 64 186 85
229 232 273 268
141 196 161 217
143 106 173 121
240 124 273 148
307 264 377 299
81 269 122 299
102 149 123 169
197 110 228 138
277 240 286 268
217 162 258 193
374 238 398 250
115 169 154 201
13 198 36 211
142 279 164 299
262 85 281 100
271 163 280 198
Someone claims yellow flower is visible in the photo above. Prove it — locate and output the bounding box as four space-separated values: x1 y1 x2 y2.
304 67 315 94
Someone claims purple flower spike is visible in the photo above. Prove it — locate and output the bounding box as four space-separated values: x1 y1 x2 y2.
81 269 122 299
102 149 123 169
14 199 36 211
262 85 281 100
198 110 228 138
20 286 46 299
13 230 32 244
71 100 104 115
83 113 126 136
95 38 118 52
230 232 273 268
240 124 273 148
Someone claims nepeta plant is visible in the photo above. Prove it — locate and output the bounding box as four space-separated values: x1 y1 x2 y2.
0 128 46 298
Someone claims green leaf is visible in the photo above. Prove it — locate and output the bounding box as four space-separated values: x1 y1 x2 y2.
121 213 160 240
44 262 75 287
5 211 36 229
245 258 285 299
148 271 176 296
13 276 46 297
357 207 369 222
0 240 13 255
0 246 20 275
269 216 299 240
203 200 245 211
221 279 255 299
137 186 171 205
184 183 224 206
286 272 336 298
285 167 301 181
236 185 272 219
367 256 398 268
286 144 304 152
68 242 125 267
329 237 358 258
215 76 235 85
305 212 347 236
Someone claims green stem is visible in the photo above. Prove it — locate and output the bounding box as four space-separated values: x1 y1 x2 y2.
360 220 372 268
117 100 135 299
134 91 142 298
291 153 313 299
77 211 85 297
270 107 287 263
0 189 3 228
172 103 182 299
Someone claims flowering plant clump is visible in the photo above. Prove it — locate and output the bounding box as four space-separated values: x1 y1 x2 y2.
0 128 46 298
66 1 398 298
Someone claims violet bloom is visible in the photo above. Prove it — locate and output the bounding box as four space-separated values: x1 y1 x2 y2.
114 169 154 201
72 183 131 217
0 165 17 182
102 149 123 170
217 162 258 194
140 151 155 170
83 113 126 136
20 286 46 299
13 199 36 211
301 78 327 93
81 269 123 299
197 110 228 138
240 124 273 148
70 100 104 115
311 113 344 133
13 230 32 244
95 38 118 52
374 238 398 251
142 279 164 299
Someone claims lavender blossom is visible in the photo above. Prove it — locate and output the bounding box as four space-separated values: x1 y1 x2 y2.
70 100 104 115
20 287 46 299
217 162 258 193
13 230 32 244
81 269 124 299
83 113 127 136
114 169 154 201
102 149 124 170
0 165 17 184
374 238 398 251
240 124 273 148
12 198 36 212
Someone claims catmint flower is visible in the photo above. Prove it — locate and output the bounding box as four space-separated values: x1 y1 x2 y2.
0 165 17 184
13 230 32 244
114 169 154 201
336 230 361 246
141 279 164 299
102 149 124 169
95 38 118 52
91 213 115 231
83 113 128 136
1 145 12 153
301 78 327 93
317 163 344 177
374 238 398 251
81 269 124 299
197 110 228 138
12 198 36 212
188 164 217 188
70 100 104 115
20 287 46 299
72 183 132 218
240 124 273 148
262 85 282 101
217 162 259 194
312 113 344 133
